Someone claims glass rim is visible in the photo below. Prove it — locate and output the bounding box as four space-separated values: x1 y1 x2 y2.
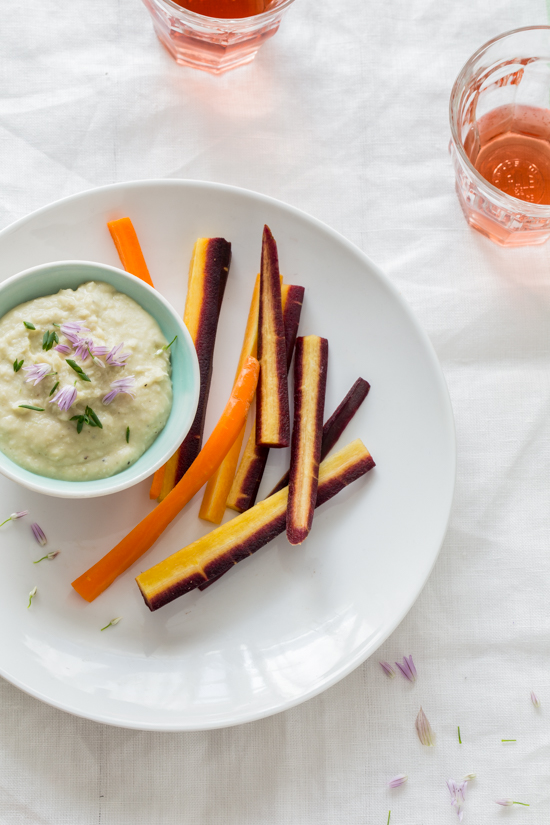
145 0 295 25
449 25 550 214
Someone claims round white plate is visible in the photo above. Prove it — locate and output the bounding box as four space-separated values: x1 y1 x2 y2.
0 180 455 730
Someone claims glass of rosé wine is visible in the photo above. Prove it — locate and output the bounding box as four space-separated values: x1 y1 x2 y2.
140 0 295 74
449 26 550 247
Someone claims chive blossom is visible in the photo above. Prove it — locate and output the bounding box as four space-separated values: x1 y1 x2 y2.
27 586 37 608
33 551 59 563
156 335 177 355
0 510 28 527
31 522 47 546
101 617 122 631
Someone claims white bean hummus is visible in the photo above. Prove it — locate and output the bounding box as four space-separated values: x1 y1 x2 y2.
0 281 173 481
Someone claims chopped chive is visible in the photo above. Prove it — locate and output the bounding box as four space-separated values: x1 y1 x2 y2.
458 726 462 744
126 426 130 443
42 330 59 351
387 812 391 825
49 381 60 397
18 405 44 411
501 739 516 742
66 359 91 382
86 406 103 429
52 323 60 327
23 321 35 330
13 358 24 372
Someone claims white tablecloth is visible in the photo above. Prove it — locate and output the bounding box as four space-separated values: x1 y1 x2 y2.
1 1 549 822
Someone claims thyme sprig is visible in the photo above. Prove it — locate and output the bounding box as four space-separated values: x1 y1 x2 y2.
42 330 59 351
66 359 91 382
70 405 103 434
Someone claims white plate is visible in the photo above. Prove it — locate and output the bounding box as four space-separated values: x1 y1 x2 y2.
0 180 455 730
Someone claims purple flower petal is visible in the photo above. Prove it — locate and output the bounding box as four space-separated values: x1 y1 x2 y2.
395 656 416 682
415 707 435 746
54 343 72 355
388 774 407 788
22 363 51 386
31 522 47 546
12 510 28 519
91 344 109 357
531 691 541 708
60 322 90 344
102 375 136 405
50 385 77 411
106 343 131 367
379 661 396 679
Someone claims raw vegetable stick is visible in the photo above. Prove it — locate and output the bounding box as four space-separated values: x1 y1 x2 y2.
71 356 259 603
226 284 304 514
268 377 371 498
198 275 286 524
198 275 261 525
287 336 328 545
200 376 370 592
256 225 290 448
107 218 155 288
152 237 231 502
136 439 375 611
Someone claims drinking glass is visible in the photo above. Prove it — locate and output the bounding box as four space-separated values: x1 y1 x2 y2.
141 0 295 74
449 26 550 246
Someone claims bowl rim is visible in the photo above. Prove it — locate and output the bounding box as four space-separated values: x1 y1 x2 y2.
0 260 200 498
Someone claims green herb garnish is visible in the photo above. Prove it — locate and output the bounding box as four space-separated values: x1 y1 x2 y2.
27 586 37 609
70 405 103 434
126 426 130 443
458 726 462 744
156 335 178 355
49 381 59 397
13 358 24 372
42 330 59 351
18 405 44 411
66 359 91 382
23 321 35 330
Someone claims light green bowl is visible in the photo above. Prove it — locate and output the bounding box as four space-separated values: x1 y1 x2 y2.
0 261 199 498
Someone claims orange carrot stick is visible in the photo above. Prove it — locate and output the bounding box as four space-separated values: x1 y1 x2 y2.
107 218 155 288
71 356 260 603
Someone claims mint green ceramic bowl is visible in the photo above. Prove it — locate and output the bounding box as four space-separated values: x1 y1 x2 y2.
0 261 199 498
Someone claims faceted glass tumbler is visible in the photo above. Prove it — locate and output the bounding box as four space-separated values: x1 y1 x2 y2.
141 0 295 74
449 26 550 247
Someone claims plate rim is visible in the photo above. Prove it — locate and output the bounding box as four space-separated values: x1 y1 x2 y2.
0 179 456 730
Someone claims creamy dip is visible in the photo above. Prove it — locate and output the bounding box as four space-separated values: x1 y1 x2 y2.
0 281 172 481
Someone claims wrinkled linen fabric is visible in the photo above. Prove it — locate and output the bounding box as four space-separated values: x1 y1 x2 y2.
1 0 550 822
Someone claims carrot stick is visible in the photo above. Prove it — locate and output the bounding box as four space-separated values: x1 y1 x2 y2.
155 238 231 502
198 276 288 525
71 356 260 603
149 465 165 500
107 218 155 288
